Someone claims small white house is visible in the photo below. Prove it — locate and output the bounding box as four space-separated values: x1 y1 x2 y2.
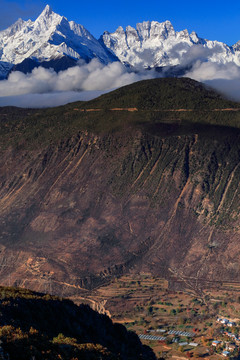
212 340 221 347
189 342 198 347
226 344 236 352
222 350 230 357
179 342 188 346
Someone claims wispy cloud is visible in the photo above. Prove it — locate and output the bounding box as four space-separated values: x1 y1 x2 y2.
0 90 110 108
1 55 240 108
185 61 240 101
168 43 224 67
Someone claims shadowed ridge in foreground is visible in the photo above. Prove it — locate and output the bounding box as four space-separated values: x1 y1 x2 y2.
0 286 156 360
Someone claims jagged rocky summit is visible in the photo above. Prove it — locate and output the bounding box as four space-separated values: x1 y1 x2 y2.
100 20 238 68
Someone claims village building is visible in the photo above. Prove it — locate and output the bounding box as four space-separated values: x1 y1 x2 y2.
212 340 221 347
226 344 236 352
222 350 230 357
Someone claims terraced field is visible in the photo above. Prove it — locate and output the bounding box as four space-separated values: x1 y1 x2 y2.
76 274 240 359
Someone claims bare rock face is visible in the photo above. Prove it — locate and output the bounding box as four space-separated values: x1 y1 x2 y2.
0 119 240 296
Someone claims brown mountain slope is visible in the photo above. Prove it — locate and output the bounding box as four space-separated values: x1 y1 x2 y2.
0 118 240 296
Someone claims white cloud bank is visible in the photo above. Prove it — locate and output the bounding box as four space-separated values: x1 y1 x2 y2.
1 55 240 107
0 59 157 107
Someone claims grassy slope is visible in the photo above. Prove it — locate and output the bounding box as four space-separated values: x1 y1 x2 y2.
0 78 240 150
79 77 238 110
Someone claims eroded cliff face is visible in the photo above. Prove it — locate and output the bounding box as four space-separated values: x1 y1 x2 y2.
0 124 240 295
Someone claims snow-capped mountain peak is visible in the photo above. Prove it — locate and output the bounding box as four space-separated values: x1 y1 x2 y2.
0 18 27 37
40 4 53 17
1 6 240 79
0 5 115 78
32 7 62 38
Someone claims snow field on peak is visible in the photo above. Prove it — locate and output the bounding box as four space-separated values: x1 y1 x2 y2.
101 20 240 68
0 5 113 78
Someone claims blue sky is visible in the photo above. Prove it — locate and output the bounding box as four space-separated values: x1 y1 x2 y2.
0 0 240 45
